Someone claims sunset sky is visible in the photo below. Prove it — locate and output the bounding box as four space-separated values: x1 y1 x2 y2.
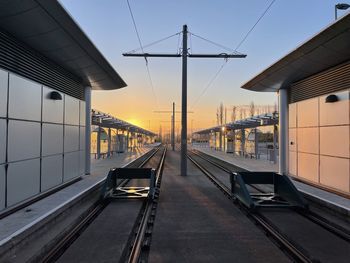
60 0 349 134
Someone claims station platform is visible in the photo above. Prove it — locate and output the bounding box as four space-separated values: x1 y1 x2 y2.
192 146 350 218
149 150 290 262
0 146 154 262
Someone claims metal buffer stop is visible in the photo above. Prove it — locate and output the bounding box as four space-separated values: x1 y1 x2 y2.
231 172 308 210
102 168 156 199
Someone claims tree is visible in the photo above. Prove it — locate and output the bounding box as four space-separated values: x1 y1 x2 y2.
249 101 255 117
231 106 237 122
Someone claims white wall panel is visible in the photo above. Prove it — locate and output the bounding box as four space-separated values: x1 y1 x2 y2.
289 151 297 176
0 164 5 210
289 103 297 128
0 68 8 118
64 95 79 125
297 153 319 183
288 128 297 152
64 125 79 152
297 128 319 154
42 123 63 156
42 86 64 123
80 126 85 150
41 155 63 191
297 98 319 128
320 126 349 158
8 74 41 121
8 120 40 162
79 150 85 175
7 158 40 206
320 156 349 192
64 151 80 181
80 101 86 126
0 119 6 164
320 90 349 126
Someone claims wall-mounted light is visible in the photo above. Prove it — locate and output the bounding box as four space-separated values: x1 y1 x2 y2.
49 91 62 100
325 94 338 103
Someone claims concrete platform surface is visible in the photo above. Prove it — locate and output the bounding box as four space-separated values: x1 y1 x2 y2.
0 147 151 247
192 146 350 217
149 150 290 263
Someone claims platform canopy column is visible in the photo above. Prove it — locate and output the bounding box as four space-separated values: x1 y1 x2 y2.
254 128 259 159
107 128 111 157
85 86 91 174
241 128 245 156
97 126 101 159
278 88 288 174
273 124 278 164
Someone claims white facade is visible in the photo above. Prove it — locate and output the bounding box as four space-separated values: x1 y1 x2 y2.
288 89 350 194
0 68 86 210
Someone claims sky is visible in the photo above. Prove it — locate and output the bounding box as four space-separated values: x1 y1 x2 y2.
60 0 349 134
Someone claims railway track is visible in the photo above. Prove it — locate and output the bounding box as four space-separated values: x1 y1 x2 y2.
42 146 166 263
188 149 350 263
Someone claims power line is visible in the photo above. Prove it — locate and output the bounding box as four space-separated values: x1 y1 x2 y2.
126 0 159 109
190 32 237 54
126 32 181 54
190 0 276 110
234 0 276 51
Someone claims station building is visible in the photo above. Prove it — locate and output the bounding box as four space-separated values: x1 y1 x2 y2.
242 13 350 196
0 0 126 211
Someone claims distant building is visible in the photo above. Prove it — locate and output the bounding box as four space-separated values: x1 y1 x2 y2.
0 1 126 211
241 14 350 196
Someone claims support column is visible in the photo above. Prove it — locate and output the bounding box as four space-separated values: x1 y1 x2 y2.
84 86 91 175
172 102 175 151
254 128 259 159
241 129 245 157
181 25 188 176
126 130 129 152
233 130 236 156
219 130 222 151
97 126 101 159
107 128 111 157
279 88 288 174
273 124 278 164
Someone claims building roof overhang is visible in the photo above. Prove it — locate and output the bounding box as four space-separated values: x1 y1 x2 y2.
241 13 350 92
0 0 126 90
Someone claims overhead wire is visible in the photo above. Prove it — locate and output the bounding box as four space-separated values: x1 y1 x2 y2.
190 0 276 110
126 0 159 109
126 32 181 54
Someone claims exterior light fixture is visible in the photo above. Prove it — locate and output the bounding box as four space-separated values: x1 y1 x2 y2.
222 126 226 132
49 91 62 100
325 94 338 103
335 3 350 19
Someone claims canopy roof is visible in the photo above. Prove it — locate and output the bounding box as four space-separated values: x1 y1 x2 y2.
92 109 156 136
241 13 350 92
194 113 278 135
0 0 126 90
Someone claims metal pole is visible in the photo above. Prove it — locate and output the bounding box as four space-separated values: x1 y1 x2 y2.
172 102 175 150
84 86 91 174
97 125 101 159
241 129 245 157
254 128 258 159
107 128 111 157
126 130 129 152
278 88 288 175
273 124 277 164
335 6 337 20
181 24 188 176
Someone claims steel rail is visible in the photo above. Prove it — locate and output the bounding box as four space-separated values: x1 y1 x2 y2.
128 146 167 263
187 150 312 263
41 146 161 263
192 150 350 242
